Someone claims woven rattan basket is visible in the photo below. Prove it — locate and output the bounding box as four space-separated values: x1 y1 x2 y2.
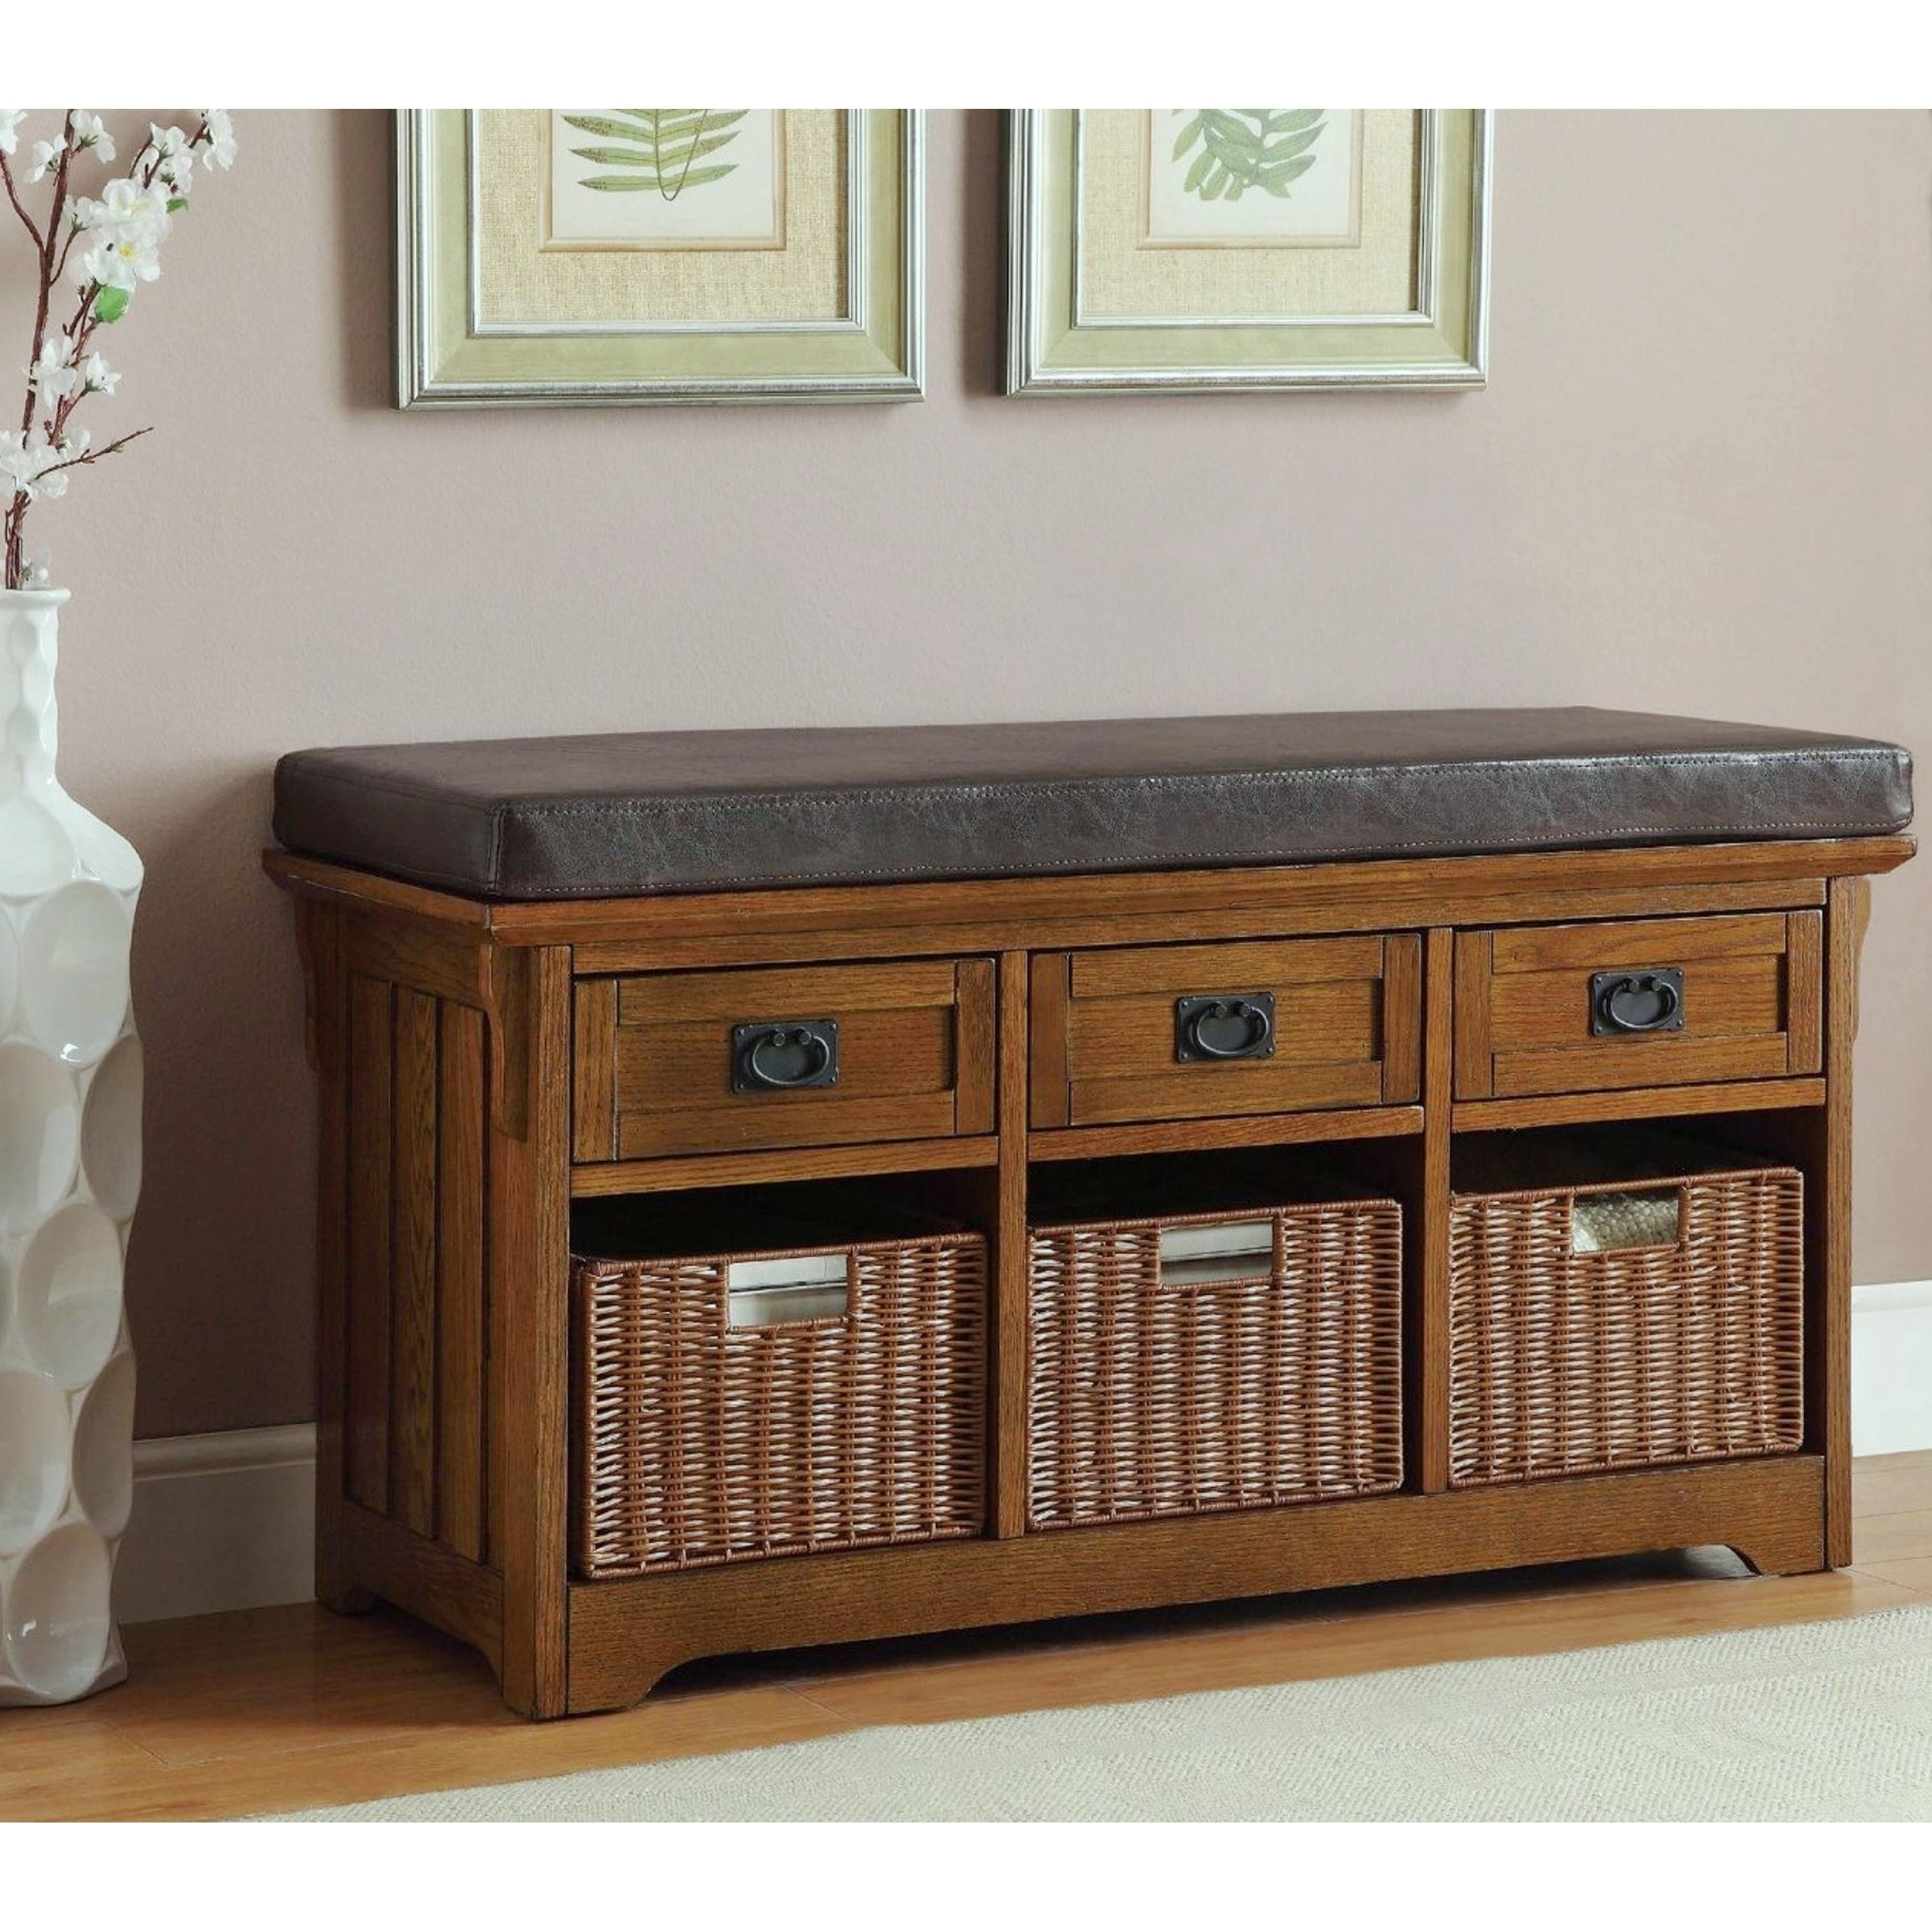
1448 1164 1803 1488
574 1228 986 1577
1027 1199 1403 1530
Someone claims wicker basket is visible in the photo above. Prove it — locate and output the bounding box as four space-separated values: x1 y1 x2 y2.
1448 1164 1803 1488
574 1228 986 1577
1027 1199 1404 1530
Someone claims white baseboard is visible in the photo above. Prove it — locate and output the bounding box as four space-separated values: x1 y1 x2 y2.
117 1424 316 1625
117 1285 1932 1623
1852 1279 1932 1458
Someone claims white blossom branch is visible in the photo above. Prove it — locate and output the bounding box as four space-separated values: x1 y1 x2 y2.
3 109 231 588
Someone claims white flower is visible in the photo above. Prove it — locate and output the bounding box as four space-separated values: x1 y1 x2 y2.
0 430 69 503
28 138 58 182
159 150 195 194
72 177 171 292
81 352 118 395
102 177 171 232
68 111 113 163
0 110 22 156
200 109 235 170
27 332 78 413
20 555 51 590
151 122 190 156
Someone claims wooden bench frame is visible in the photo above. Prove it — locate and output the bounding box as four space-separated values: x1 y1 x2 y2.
266 834 1912 1717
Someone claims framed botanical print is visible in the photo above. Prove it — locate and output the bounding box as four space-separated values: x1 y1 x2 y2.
1006 110 1490 394
396 109 923 407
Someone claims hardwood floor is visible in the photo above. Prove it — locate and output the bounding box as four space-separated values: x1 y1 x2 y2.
8 1451 1932 1822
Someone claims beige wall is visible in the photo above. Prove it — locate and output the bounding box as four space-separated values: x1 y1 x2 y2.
3 110 1928 1439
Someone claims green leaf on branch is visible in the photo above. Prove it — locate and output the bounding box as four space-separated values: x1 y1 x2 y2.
167 197 189 213
1171 110 1329 202
562 108 747 202
93 286 129 324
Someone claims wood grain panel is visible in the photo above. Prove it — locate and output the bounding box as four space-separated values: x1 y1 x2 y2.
1381 933 1422 1105
342 1501 503 1668
1420 929 1454 1493
568 885 1840 971
1067 980 1379 1076
592 958 980 1162
1454 1077 1826 1133
994 952 1030 1539
490 945 572 1717
1030 1107 1422 1163
571 1137 998 1196
1068 1060 1385 1126
1462 910 1802 1101
567 1456 1826 1710
953 958 996 1135
570 980 617 1163
1821 878 1867 1566
617 1090 959 1160
1070 934 1383 998
1491 954 1782 1048
1027 952 1071 1130
390 990 440 1539
1452 930 1494 1100
436 1003 488 1564
617 959 956 1024
1055 934 1394 1129
615 1005 953 1103
1785 909 1823 1075
343 911 494 1012
345 974 393 1514
1491 1034 1792 1100
269 840 1907 954
1489 912 1789 973
500 844 1889 961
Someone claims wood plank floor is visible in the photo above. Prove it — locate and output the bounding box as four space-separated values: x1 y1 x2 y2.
8 1452 1932 1822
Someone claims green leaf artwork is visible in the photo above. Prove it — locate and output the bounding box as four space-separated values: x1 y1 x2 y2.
561 110 749 199
1169 110 1326 203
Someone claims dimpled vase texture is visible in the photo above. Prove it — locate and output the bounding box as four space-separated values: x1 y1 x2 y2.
0 589 138 1705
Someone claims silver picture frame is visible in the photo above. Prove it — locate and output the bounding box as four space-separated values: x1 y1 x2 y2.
396 109 925 408
1006 109 1492 395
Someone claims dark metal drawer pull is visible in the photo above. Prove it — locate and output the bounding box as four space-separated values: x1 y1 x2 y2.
1590 969 1685 1037
731 1018 840 1092
1174 993 1276 1062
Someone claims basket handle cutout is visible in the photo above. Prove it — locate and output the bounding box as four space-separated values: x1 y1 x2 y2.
726 1251 851 1326
1157 1218 1276 1287
1570 1188 1682 1256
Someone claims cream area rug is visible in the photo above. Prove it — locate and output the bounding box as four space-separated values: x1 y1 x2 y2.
275 1607 1932 1822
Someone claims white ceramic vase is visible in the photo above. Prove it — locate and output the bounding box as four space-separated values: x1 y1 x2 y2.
0 587 140 1706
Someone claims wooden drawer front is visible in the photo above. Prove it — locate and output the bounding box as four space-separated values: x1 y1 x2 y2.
575 958 996 1161
1454 911 1822 1101
1030 934 1422 1130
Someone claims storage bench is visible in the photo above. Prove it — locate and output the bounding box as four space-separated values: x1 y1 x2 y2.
265 706 1913 1716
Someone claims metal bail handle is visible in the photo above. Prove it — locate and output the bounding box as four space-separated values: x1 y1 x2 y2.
1590 968 1685 1037
1174 992 1277 1062
732 1018 840 1092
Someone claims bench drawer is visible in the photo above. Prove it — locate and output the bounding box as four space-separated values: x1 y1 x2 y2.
1454 911 1822 1101
574 958 996 1162
1029 934 1422 1130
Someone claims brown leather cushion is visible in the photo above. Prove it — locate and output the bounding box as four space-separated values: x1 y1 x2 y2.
271 707 1913 900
